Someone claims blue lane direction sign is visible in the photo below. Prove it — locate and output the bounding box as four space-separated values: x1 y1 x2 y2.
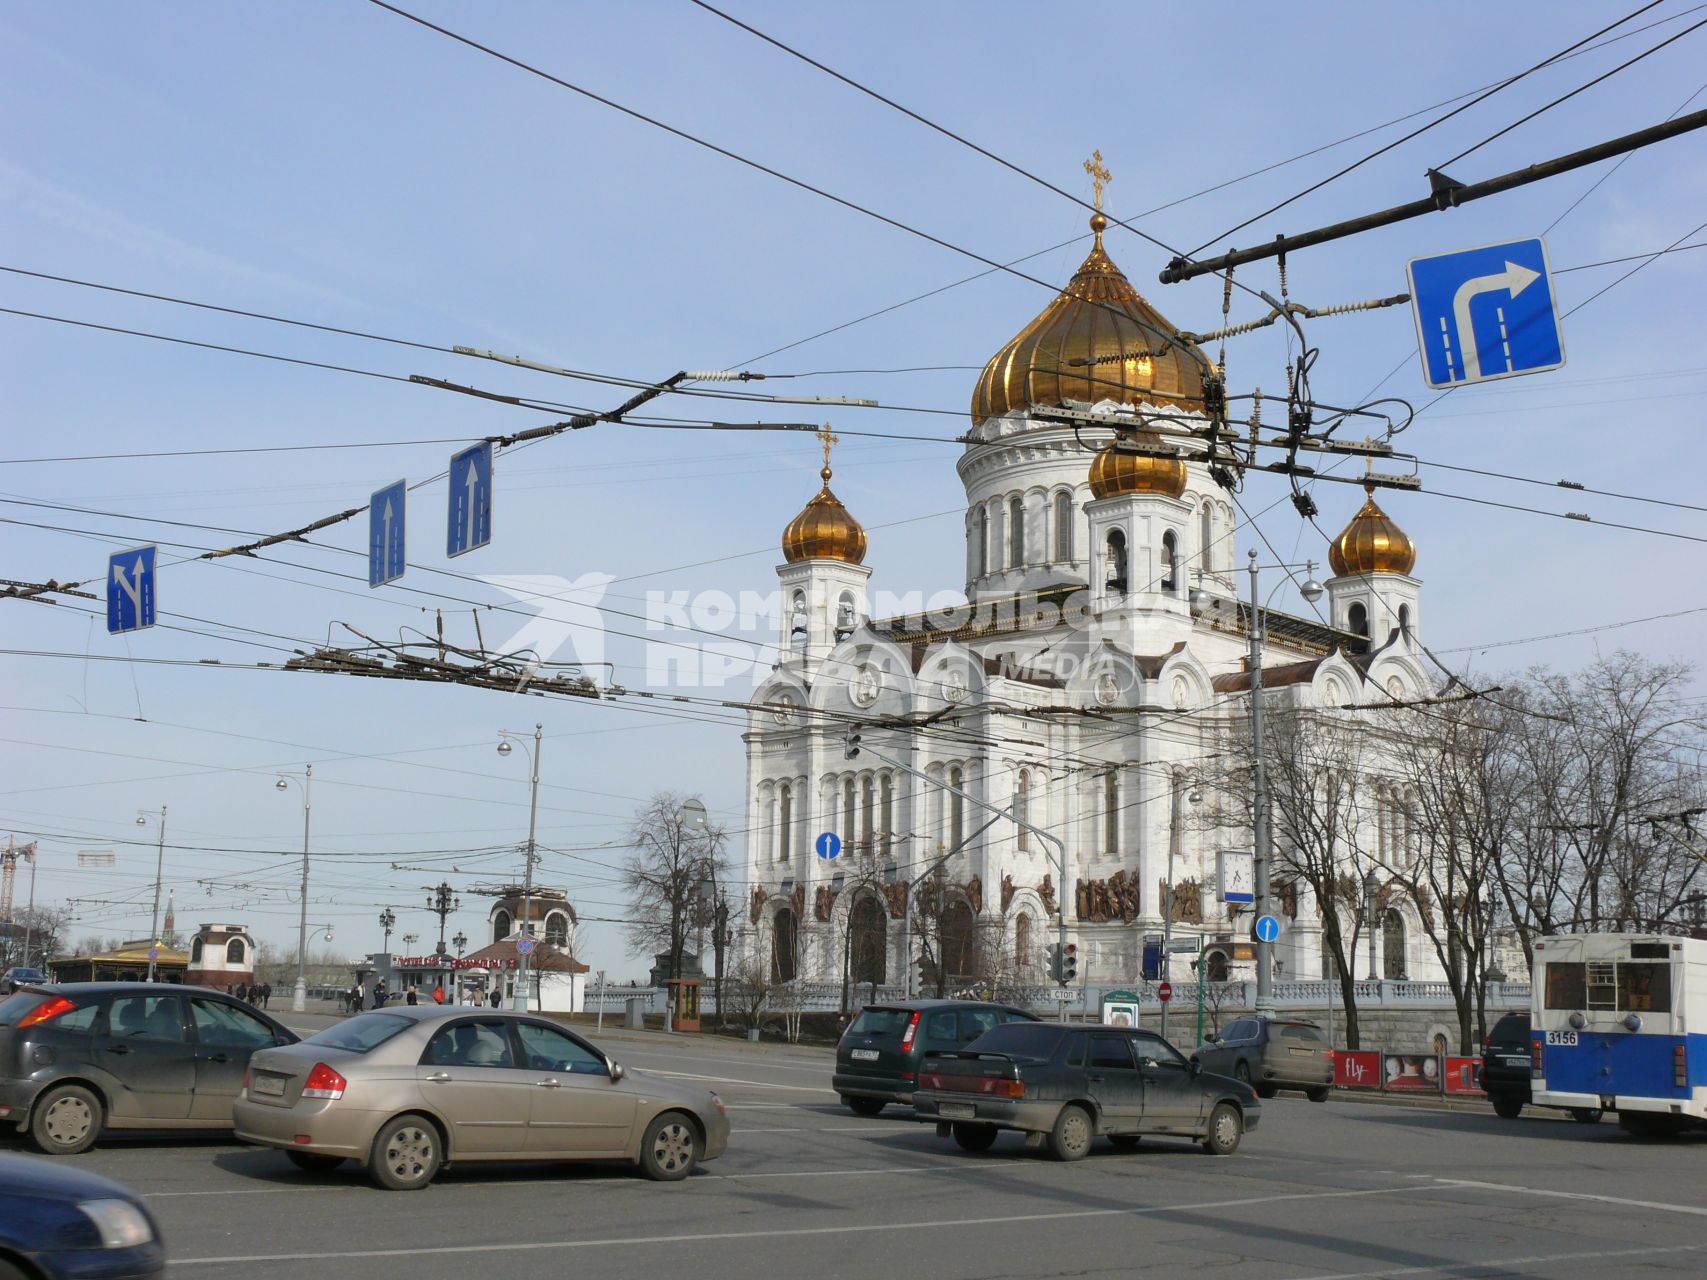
1407 238 1563 389
369 479 407 588
1254 914 1282 944
106 545 157 634
447 441 493 558
815 832 842 861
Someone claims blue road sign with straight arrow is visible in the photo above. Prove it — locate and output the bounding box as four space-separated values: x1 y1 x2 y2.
369 479 407 588
107 545 157 634
815 832 841 861
447 441 493 558
1407 238 1564 389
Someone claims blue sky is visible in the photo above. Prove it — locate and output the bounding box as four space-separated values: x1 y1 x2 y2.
3 1 1704 977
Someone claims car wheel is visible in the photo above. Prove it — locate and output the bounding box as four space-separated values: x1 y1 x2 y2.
1233 1061 1252 1086
1202 1103 1242 1156
951 1122 998 1153
1306 1086 1331 1103
286 1151 346 1173
1491 1095 1523 1119
1107 1134 1142 1149
639 1112 701 1181
843 1096 886 1117
1569 1108 1603 1125
30 1084 103 1155
0 1256 32 1280
1047 1105 1093 1162
368 1115 441 1191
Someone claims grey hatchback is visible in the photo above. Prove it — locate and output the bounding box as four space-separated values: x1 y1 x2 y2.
833 999 1037 1115
1193 1015 1332 1101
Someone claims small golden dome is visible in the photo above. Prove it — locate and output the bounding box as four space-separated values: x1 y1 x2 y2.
784 432 868 564
1088 428 1187 499
1329 485 1416 576
970 213 1205 425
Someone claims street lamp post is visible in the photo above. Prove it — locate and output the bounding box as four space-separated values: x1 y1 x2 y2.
497 724 543 1012
17 843 38 970
1160 780 1202 1041
135 807 167 982
379 907 396 953
452 931 468 958
274 765 314 1013
1242 551 1323 1017
425 882 460 958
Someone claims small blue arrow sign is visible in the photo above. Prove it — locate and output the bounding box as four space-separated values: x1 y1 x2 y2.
106 545 157 634
1254 914 1282 944
1407 238 1563 389
447 441 493 558
369 479 407 588
815 832 841 861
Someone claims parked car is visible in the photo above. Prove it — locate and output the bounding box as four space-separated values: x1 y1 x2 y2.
1480 1011 1601 1124
1192 1015 1332 1101
0 982 298 1154
833 999 1038 1115
0 1152 165 1280
233 1007 728 1189
912 1021 1260 1159
2 967 47 995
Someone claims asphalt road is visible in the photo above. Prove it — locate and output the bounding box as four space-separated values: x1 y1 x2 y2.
6 1021 1704 1279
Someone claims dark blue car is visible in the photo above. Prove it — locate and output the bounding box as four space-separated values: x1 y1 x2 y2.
0 1154 164 1279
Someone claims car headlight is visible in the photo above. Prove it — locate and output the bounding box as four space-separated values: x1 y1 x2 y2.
77 1199 155 1249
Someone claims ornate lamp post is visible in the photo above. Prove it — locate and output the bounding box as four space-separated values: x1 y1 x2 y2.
378 907 396 953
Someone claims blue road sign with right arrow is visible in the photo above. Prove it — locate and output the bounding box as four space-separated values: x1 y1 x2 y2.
1407 237 1564 389
369 479 407 588
447 442 493 558
815 832 841 861
107 545 157 634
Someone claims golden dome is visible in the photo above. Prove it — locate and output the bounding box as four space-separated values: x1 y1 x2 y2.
1088 427 1187 499
970 213 1206 424
1329 485 1416 576
784 426 867 563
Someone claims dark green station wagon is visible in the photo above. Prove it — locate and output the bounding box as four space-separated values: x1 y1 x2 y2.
833 999 1037 1115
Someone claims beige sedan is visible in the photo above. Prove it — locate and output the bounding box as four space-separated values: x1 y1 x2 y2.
233 1007 728 1189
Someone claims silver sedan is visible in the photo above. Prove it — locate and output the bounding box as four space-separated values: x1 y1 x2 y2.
233 1007 728 1189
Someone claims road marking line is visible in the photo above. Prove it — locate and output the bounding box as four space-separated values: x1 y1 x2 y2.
1419 1175 1707 1218
1293 1243 1704 1280
169 1185 1417 1264
645 1070 836 1093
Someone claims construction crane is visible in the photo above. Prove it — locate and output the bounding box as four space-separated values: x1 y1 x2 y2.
1 837 36 921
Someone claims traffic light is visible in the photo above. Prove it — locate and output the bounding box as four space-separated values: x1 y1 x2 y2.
1046 942 1063 983
845 724 862 760
1061 942 1078 983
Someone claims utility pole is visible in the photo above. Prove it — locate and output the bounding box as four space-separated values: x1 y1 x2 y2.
498 723 543 1012
425 882 461 959
20 843 38 969
275 765 313 1013
137 807 167 983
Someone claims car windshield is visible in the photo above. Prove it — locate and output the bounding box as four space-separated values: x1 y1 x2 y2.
848 1008 911 1037
965 1023 1067 1063
304 1013 413 1053
1489 1014 1528 1046
8 969 44 982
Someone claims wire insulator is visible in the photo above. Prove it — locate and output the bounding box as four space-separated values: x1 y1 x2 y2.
682 370 745 382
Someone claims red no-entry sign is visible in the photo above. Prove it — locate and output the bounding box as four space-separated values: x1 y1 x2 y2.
1157 981 1173 1003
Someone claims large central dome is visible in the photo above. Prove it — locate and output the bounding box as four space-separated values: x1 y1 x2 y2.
970 212 1206 425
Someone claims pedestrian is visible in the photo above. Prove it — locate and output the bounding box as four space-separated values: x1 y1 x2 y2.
405 986 419 1006
235 981 248 1003
259 983 271 1009
348 983 361 1014
489 986 502 1009
431 982 445 1005
373 978 388 1009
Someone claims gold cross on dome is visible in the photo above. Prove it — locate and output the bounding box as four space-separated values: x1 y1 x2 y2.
817 422 839 472
1084 149 1112 211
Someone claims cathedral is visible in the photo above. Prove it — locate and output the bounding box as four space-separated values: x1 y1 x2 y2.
740 184 1439 992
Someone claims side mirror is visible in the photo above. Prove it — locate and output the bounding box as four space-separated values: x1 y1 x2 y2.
607 1059 626 1082
1190 1059 1202 1076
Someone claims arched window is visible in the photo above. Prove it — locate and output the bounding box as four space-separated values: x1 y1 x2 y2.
1348 602 1369 640
1103 770 1119 853
1206 949 1231 983
1008 496 1024 568
544 912 569 949
1382 909 1406 980
977 507 990 576
1014 913 1033 974
842 778 856 849
948 766 965 850
1397 604 1412 645
492 909 512 944
226 937 246 966
1105 529 1128 595
1200 504 1213 573
789 591 806 645
777 782 793 862
850 894 887 985
1054 491 1073 561
836 593 856 639
860 774 876 856
771 908 798 983
191 937 204 966
1161 530 1178 592
1015 769 1031 852
879 773 894 857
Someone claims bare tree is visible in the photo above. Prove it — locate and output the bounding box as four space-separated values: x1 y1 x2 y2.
1 907 69 969
621 792 728 983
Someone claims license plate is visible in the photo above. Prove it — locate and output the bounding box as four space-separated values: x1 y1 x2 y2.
1545 1031 1578 1046
851 1049 879 1061
1499 1055 1529 1066
938 1102 975 1119
251 1073 286 1097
